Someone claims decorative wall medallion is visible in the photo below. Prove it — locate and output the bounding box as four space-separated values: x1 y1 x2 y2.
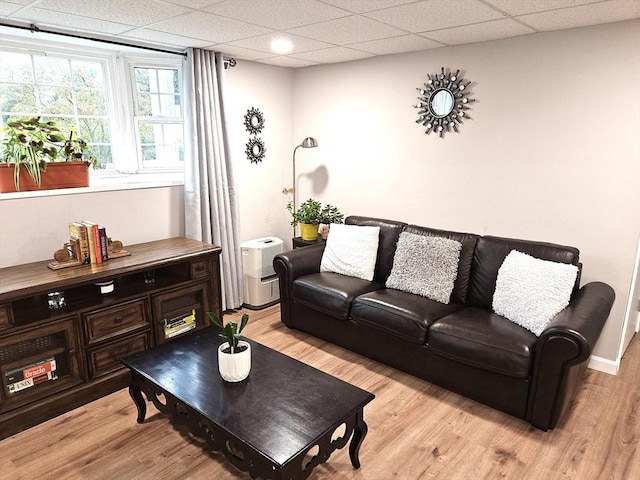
413 67 474 138
245 137 266 164
244 107 265 135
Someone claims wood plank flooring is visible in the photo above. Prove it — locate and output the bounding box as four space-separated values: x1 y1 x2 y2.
1 305 638 479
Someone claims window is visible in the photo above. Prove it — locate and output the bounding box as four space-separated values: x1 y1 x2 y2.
133 66 183 170
0 37 184 183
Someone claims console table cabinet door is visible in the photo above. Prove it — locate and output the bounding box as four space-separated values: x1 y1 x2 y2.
0 317 83 413
152 283 211 344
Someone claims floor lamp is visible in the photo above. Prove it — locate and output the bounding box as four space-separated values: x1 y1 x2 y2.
292 137 318 239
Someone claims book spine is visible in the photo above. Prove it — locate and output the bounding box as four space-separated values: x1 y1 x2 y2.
85 223 97 264
69 222 90 264
93 224 101 264
98 226 108 262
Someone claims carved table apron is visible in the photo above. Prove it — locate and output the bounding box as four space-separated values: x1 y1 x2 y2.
122 327 374 480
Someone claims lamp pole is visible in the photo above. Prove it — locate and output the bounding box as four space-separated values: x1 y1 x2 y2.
291 137 318 240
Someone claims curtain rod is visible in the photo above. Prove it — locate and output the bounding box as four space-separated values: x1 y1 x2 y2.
0 21 237 67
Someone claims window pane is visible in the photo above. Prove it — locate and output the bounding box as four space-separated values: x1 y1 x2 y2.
34 56 71 86
138 120 183 166
159 93 181 117
79 118 111 143
90 145 113 169
39 86 74 114
157 69 178 93
0 84 37 112
0 52 33 83
71 60 104 89
76 90 106 116
134 68 150 92
137 93 152 116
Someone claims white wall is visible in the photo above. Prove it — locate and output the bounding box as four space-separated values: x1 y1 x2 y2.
0 186 184 267
225 60 295 247
291 20 640 364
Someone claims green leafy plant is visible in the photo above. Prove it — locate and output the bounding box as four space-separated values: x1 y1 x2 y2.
209 312 249 353
1 117 96 190
286 198 344 226
318 204 344 225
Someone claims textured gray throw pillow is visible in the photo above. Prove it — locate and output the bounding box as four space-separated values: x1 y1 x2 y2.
386 232 462 304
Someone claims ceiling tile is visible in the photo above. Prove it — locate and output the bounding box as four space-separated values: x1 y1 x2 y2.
288 15 407 44
319 0 418 14
34 0 190 27
151 11 273 43
9 7 134 35
349 34 443 55
228 32 333 55
290 46 374 63
211 44 275 61
204 0 349 29
517 0 640 31
163 0 224 8
424 18 536 45
483 0 605 16
255 56 318 68
0 3 25 16
364 0 505 32
122 29 213 49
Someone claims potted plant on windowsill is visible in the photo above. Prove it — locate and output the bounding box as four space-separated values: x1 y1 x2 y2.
209 312 251 382
0 117 97 193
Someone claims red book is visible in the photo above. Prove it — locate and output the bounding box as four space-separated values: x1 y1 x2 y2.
82 221 101 264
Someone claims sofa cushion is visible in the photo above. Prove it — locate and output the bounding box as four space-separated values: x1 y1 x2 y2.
467 236 580 310
320 223 380 281
404 226 479 304
345 216 407 283
493 250 579 336
351 289 464 344
386 232 462 304
292 272 384 320
428 307 537 378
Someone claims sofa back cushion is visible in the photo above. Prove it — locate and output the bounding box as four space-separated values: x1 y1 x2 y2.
404 225 480 304
345 216 407 283
467 235 580 310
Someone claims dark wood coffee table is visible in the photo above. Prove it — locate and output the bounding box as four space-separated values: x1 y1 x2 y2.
121 327 374 480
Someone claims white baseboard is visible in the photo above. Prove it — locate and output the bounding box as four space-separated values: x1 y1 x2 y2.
588 355 619 375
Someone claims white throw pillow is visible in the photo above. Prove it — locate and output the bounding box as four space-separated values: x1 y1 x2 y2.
320 224 380 281
492 250 579 336
386 232 462 304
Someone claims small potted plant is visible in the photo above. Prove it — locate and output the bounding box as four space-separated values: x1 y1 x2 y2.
0 117 97 192
209 312 251 382
287 197 322 241
317 203 344 239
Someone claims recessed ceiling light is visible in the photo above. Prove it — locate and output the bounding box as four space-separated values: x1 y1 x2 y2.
271 38 293 54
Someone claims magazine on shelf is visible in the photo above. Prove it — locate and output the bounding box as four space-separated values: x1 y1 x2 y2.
163 309 197 339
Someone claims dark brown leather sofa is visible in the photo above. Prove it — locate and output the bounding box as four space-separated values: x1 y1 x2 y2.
273 216 615 430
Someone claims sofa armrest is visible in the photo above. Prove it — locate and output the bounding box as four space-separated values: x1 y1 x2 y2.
527 281 615 430
273 244 325 327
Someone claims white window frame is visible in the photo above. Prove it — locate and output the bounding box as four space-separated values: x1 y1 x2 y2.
0 31 185 189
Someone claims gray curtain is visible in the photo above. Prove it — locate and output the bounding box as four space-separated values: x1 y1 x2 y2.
183 49 242 310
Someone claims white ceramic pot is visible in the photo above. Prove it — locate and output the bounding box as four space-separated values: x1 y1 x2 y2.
218 341 251 382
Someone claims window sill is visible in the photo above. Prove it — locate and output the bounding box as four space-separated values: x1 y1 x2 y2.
0 176 184 200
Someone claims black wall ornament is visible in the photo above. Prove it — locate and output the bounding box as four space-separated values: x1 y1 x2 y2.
244 107 266 163
245 137 266 164
413 67 474 138
244 107 265 135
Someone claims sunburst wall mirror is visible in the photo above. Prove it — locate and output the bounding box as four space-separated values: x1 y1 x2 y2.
245 137 266 164
414 67 475 138
244 107 265 135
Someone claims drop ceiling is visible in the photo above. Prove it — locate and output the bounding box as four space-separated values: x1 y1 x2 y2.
1 0 639 68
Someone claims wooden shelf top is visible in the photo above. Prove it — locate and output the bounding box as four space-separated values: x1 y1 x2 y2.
0 237 221 301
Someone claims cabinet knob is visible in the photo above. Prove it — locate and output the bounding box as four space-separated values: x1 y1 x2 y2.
114 316 123 324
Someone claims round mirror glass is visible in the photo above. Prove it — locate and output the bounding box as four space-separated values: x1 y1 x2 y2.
431 89 454 117
251 115 260 127
252 144 262 155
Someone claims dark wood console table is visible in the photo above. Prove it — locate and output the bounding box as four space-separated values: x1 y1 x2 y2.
0 237 222 439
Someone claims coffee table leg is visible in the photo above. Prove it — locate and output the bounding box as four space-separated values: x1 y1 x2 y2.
349 409 368 469
128 382 147 424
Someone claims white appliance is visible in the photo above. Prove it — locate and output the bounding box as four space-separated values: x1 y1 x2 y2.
241 237 283 309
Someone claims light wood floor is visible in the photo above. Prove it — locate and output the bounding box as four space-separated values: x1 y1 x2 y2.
1 305 638 479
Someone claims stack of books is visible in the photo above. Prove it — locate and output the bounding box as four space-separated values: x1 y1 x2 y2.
68 221 109 265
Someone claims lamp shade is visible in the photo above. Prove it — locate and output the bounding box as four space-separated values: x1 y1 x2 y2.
300 137 318 148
